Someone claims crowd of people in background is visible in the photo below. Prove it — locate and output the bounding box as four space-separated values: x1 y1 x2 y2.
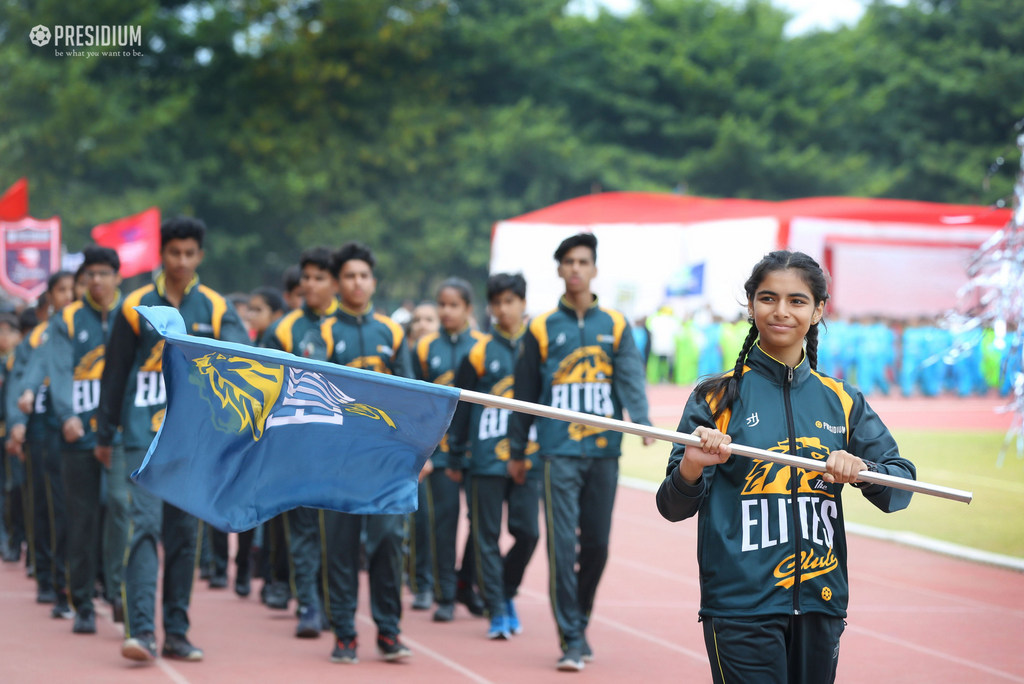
635 307 1021 397
0 217 1015 675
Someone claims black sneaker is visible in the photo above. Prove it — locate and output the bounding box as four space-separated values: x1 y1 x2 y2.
411 589 433 611
72 608 96 634
330 637 358 664
36 586 56 604
208 573 228 589
51 596 74 620
122 632 158 662
162 633 204 661
581 636 594 662
433 602 454 622
295 604 322 638
234 573 251 597
376 633 411 661
455 582 485 617
557 647 585 672
263 581 290 610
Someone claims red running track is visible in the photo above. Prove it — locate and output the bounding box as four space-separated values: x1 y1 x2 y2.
1 392 1021 682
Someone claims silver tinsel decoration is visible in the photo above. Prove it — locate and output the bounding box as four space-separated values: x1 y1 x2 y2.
951 121 1024 465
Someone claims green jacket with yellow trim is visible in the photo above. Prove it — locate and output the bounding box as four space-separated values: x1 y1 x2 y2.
43 294 123 450
5 321 59 437
414 325 488 469
447 325 540 477
509 296 650 460
322 303 412 379
264 299 339 359
656 343 916 619
96 274 248 450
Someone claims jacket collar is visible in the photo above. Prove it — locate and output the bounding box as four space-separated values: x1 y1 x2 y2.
303 298 339 319
335 301 374 323
745 342 812 386
84 291 123 314
491 322 527 348
557 294 598 317
155 272 199 299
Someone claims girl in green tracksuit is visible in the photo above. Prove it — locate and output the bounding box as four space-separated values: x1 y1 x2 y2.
656 250 916 684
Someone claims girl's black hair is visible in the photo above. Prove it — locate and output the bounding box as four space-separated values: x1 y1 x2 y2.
250 286 285 313
47 270 74 293
694 250 829 420
437 277 473 306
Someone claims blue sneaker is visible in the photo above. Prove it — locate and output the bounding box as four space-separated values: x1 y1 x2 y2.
296 604 322 638
505 599 522 635
487 614 511 640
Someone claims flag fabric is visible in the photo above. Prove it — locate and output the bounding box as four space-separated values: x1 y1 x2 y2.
0 216 61 302
132 306 460 532
91 207 161 277
0 178 28 221
666 261 705 297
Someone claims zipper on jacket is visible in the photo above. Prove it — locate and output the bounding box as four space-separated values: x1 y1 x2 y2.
783 364 802 615
578 315 588 458
356 314 366 358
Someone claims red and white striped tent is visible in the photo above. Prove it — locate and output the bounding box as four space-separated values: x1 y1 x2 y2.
489 192 1010 320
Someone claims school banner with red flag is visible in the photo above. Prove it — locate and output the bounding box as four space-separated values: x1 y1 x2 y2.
0 179 29 221
0 216 61 302
91 207 161 278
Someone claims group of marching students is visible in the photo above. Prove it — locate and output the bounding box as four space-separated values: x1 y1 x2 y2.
0 215 918 682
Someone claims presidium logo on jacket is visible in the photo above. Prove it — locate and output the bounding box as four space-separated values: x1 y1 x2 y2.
738 435 840 589
191 352 397 441
551 345 613 444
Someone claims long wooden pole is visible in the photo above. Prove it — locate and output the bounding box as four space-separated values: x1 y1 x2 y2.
458 389 973 505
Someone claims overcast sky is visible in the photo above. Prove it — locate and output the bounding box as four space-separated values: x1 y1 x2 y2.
571 0 870 36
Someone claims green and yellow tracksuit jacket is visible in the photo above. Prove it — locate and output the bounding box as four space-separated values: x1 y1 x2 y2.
265 299 339 360
509 296 650 460
447 325 540 477
5 321 58 439
415 326 488 469
96 274 249 450
44 294 123 450
322 303 412 379
656 343 916 619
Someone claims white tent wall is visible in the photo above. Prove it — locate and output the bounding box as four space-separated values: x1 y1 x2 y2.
489 217 779 321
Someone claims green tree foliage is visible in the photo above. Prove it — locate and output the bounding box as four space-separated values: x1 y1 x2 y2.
0 0 1021 299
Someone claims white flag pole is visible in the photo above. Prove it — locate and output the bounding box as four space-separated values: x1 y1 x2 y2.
458 389 973 505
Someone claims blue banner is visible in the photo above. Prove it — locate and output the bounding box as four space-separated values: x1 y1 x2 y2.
132 306 459 532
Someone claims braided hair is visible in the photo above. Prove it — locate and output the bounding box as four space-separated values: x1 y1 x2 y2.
694 250 829 420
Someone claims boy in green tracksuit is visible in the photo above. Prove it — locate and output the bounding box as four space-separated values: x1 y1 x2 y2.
509 233 652 672
320 241 414 664
97 217 249 663
448 273 541 641
42 246 123 634
262 246 339 639
5 272 76 617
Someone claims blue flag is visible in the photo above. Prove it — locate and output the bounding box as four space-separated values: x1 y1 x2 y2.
131 306 459 532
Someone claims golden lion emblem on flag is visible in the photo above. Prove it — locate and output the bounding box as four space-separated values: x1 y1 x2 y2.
193 352 284 441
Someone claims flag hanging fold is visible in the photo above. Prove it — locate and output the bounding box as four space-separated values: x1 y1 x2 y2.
91 207 161 277
132 306 460 532
0 178 28 221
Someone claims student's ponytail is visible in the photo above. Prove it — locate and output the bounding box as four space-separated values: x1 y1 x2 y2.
805 321 820 371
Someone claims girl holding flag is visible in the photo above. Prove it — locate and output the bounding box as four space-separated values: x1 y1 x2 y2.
656 250 916 684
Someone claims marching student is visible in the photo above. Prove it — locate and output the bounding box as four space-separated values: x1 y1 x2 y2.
413 278 488 623
5 272 75 617
655 250 916 684
41 246 123 634
447 273 541 641
96 217 249 663
263 247 340 638
508 233 652 671
319 242 414 664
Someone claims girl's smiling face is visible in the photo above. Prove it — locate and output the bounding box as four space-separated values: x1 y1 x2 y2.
749 268 824 367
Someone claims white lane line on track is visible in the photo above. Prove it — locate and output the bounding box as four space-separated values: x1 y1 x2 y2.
845 623 1024 683
517 587 707 665
356 614 495 684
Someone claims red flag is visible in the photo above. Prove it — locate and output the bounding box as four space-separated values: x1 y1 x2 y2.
0 216 61 302
0 179 29 221
91 207 161 278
